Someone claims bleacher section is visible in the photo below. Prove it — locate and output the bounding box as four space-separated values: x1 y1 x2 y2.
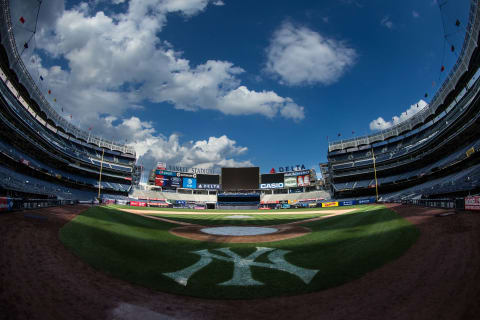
130 187 217 203
381 163 480 201
0 165 96 200
327 0 480 201
0 3 136 201
261 190 331 203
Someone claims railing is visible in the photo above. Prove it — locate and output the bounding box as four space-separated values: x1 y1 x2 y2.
329 0 480 152
392 198 458 210
330 74 480 176
0 0 135 155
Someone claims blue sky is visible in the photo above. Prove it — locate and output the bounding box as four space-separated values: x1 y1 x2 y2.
11 0 469 174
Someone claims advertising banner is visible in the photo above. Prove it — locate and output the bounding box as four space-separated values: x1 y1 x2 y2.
130 201 147 207
260 200 279 204
339 200 356 206
259 182 284 189
148 202 170 207
278 165 306 173
155 170 177 176
322 202 339 207
284 176 298 188
197 183 220 190
358 198 376 205
169 176 182 188
296 175 310 187
177 172 197 178
155 176 164 186
162 177 171 188
284 170 310 177
465 196 480 211
0 197 13 212
182 177 197 189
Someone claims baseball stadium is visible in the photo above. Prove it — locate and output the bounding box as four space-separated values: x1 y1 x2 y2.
1 0 480 319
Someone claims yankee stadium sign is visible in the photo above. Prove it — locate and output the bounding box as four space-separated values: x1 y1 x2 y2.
166 165 218 175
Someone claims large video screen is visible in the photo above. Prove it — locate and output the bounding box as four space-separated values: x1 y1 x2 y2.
221 167 260 191
261 173 285 184
197 174 220 184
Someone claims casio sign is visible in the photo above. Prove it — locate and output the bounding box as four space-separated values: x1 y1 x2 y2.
260 183 284 189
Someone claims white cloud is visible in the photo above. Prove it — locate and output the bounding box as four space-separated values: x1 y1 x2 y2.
21 0 303 123
213 0 225 6
369 99 428 131
381 16 394 29
265 21 357 86
79 115 252 170
219 86 305 120
412 11 420 18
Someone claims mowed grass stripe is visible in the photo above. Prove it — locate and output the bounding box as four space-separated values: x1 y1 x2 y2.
60 205 418 299
141 211 332 226
108 204 365 213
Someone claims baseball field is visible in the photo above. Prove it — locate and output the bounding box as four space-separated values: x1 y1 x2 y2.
1 203 480 320
59 204 418 299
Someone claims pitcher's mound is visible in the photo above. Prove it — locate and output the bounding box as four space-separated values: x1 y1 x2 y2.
170 225 310 243
201 226 278 236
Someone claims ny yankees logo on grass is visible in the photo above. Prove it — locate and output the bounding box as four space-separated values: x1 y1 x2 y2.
163 247 319 286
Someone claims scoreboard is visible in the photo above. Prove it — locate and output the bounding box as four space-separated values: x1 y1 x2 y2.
221 167 260 191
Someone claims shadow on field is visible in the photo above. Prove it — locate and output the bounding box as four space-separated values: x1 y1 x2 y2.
57 205 422 299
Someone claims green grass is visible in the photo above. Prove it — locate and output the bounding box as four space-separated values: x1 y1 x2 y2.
108 203 364 213
59 205 419 299
144 212 331 226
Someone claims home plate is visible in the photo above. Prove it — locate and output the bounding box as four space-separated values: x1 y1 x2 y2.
224 215 252 219
201 226 278 236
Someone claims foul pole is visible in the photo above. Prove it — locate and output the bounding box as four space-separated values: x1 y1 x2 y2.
97 148 105 199
371 147 379 202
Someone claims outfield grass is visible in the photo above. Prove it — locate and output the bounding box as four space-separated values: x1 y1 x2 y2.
59 205 419 299
107 203 365 213
144 212 331 226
